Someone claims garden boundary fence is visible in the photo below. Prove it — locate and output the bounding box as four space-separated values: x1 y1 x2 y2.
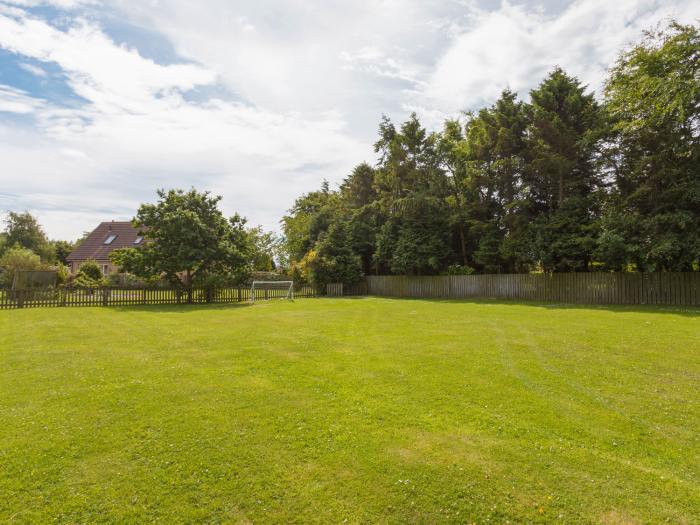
365 273 700 306
0 285 316 310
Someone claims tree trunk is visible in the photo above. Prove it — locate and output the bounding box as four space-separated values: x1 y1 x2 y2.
458 222 468 266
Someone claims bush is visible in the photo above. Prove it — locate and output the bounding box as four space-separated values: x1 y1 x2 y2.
443 264 475 276
0 245 44 287
55 263 70 285
79 260 103 281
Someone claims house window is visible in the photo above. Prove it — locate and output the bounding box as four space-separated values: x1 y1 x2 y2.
134 236 143 244
104 234 117 244
102 264 110 275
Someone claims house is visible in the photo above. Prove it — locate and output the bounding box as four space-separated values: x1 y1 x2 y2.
66 221 144 275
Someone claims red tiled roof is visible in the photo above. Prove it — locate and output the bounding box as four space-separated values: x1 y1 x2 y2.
67 221 143 262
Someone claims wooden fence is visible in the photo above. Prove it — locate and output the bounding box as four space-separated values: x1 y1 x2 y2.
365 273 700 306
0 285 316 310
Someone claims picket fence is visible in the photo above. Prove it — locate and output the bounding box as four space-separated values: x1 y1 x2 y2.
0 285 316 310
365 273 700 306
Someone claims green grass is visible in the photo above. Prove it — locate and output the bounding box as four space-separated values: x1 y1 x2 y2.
1 298 699 524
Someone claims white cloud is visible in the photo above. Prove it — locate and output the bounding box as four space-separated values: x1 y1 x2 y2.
422 0 700 111
0 4 367 240
18 61 47 76
0 0 699 240
0 84 44 113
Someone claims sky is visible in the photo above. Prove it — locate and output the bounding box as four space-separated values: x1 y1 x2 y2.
0 0 698 241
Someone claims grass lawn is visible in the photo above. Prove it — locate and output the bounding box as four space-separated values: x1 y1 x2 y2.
1 298 699 524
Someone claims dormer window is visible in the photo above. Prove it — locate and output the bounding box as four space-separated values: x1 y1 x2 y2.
134 236 143 245
104 234 117 245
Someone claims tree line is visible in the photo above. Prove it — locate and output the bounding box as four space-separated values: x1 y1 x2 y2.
282 22 700 289
0 193 281 289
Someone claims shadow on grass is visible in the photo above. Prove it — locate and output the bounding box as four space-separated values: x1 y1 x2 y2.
362 295 700 317
106 302 255 314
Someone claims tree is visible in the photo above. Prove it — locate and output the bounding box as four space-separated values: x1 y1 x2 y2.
247 226 281 271
306 221 363 290
373 114 454 274
111 189 252 294
460 90 530 272
281 184 336 264
524 68 604 271
3 211 53 261
51 240 75 266
599 21 700 271
436 118 471 267
0 245 44 287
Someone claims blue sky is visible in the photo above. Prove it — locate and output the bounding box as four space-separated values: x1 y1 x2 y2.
1 0 698 240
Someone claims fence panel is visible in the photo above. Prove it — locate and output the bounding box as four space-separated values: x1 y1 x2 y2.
0 284 317 310
366 273 700 306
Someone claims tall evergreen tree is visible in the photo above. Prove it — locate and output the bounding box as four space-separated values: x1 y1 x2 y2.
525 68 603 271
463 90 529 272
373 114 453 274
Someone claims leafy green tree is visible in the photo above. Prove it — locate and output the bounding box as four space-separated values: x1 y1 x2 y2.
111 189 252 292
599 21 700 271
281 183 337 264
51 240 75 265
306 221 363 290
3 211 54 261
0 245 44 287
247 226 281 271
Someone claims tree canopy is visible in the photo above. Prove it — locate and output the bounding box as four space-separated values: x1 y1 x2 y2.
111 189 252 288
281 21 700 280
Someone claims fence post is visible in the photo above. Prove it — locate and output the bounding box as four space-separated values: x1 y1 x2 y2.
16 289 24 309
237 287 242 302
206 287 213 303
142 288 147 304
102 288 110 306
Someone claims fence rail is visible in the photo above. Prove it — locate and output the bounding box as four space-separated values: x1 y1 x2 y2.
366 273 700 306
0 285 316 310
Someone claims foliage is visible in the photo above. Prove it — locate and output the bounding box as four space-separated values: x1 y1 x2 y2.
55 263 70 286
110 188 253 288
0 245 44 287
443 264 475 275
600 22 700 271
282 21 700 275
79 260 103 281
68 260 105 288
3 211 54 262
305 221 363 290
51 240 75 265
247 226 281 272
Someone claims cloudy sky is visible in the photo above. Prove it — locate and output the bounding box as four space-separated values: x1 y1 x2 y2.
1 0 698 241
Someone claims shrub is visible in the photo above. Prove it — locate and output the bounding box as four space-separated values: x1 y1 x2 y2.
0 245 44 287
78 260 102 280
443 264 475 276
